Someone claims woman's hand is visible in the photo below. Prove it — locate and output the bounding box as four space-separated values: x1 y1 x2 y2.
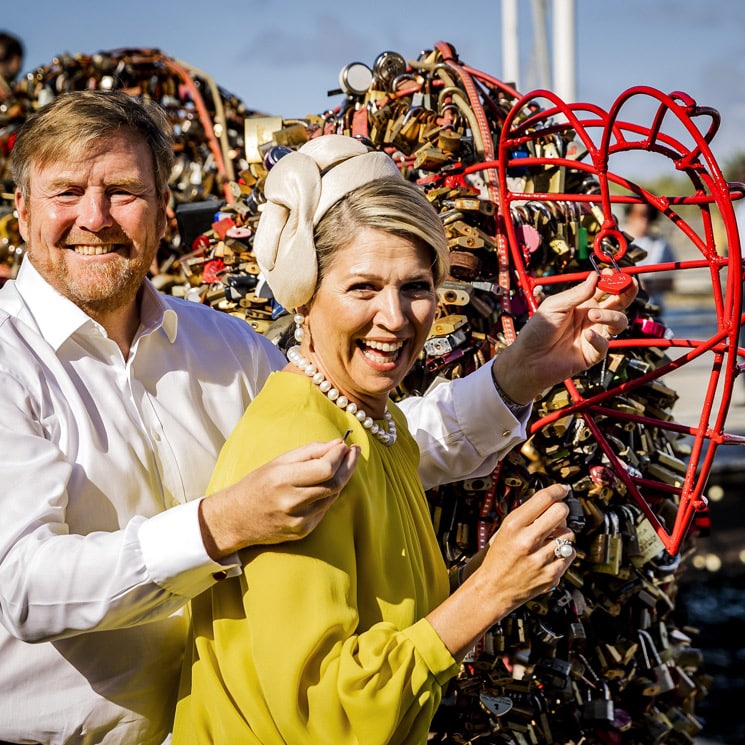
426 483 575 661
475 484 575 609
492 272 638 405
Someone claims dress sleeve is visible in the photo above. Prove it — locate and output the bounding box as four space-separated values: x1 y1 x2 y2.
213 536 457 744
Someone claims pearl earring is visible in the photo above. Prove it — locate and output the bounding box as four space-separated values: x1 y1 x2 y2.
293 313 305 343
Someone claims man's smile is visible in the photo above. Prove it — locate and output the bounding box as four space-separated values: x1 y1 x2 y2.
67 244 124 256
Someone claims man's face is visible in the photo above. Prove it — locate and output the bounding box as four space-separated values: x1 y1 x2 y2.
16 130 168 318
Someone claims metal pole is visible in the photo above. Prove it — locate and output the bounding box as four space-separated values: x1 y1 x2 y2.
502 0 520 89
553 0 577 101
530 0 552 89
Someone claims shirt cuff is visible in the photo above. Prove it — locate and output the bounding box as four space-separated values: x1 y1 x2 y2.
138 499 241 598
451 361 531 456
402 618 460 685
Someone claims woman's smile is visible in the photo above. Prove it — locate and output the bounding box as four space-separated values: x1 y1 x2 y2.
357 338 405 366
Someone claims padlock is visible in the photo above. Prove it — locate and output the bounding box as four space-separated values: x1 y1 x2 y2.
483 624 506 655
641 706 674 743
664 705 703 737
592 510 622 575
564 490 587 536
567 617 588 651
617 504 641 559
581 682 614 724
371 50 407 92
588 513 611 565
479 692 513 720
436 280 473 307
533 657 573 698
423 328 468 357
502 611 528 646
637 629 676 696
590 251 634 295
527 690 554 744
595 641 628 681
629 509 666 568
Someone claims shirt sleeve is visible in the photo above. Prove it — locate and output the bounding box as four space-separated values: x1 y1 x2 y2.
0 370 230 643
399 361 531 490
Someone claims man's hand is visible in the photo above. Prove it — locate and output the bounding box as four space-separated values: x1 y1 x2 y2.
198 439 360 559
492 272 637 405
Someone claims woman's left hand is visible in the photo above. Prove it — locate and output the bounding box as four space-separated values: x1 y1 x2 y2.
426 483 575 661
492 272 638 405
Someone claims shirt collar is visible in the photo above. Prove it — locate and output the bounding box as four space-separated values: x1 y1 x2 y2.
139 277 178 343
15 258 178 350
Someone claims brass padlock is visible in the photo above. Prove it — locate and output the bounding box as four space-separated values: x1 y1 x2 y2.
592 510 622 576
637 629 676 696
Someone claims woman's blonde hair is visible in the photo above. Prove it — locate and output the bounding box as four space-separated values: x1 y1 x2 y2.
313 177 449 292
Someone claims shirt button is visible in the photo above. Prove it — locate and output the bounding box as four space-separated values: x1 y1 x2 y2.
153 431 162 442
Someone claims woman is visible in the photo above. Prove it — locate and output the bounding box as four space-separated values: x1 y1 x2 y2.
173 135 578 744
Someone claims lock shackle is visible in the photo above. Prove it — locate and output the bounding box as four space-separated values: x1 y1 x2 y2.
400 105 425 126
638 628 663 667
606 509 620 534
592 227 629 262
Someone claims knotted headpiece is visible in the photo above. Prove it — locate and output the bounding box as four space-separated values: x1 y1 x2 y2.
253 134 402 309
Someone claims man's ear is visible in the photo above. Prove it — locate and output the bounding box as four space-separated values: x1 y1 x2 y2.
15 189 29 242
158 188 171 238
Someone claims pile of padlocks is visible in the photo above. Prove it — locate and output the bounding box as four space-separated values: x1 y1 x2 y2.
0 47 259 281
164 45 743 744
3 42 743 744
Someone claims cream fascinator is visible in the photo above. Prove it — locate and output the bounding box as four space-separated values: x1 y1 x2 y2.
253 134 402 309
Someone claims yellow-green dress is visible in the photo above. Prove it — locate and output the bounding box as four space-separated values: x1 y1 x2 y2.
172 371 458 745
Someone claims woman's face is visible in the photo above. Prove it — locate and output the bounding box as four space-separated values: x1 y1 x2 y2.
302 227 438 418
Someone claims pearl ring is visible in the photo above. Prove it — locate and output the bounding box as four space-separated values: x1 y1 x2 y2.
554 537 574 560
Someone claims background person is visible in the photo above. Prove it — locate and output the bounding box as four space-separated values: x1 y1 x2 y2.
0 31 23 101
623 201 676 316
173 135 632 744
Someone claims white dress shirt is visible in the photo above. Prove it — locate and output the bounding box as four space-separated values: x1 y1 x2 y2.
0 259 527 745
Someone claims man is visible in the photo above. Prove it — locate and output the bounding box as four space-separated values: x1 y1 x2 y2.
0 91 634 744
0 31 23 101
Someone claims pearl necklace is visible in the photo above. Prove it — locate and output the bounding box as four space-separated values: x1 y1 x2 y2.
287 345 397 446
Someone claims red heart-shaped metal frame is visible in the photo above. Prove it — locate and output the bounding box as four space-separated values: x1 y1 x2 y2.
482 86 744 555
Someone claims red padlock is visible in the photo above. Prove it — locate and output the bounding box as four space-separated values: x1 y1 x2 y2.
590 254 634 295
597 271 634 295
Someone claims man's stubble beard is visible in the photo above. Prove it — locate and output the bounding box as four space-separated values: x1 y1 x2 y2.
25 210 152 317
62 257 149 316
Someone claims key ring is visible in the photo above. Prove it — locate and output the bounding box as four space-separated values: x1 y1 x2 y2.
553 537 574 560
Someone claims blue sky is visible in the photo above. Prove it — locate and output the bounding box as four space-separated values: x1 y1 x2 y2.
5 0 745 179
